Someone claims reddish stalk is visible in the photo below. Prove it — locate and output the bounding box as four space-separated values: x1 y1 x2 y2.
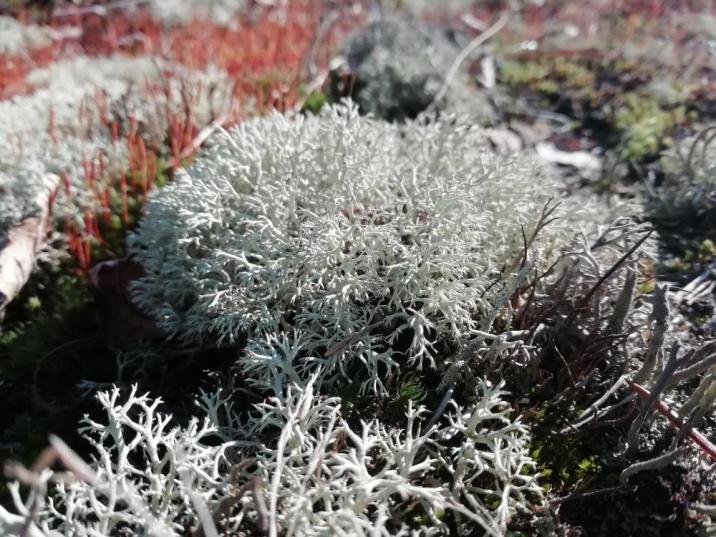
628 381 716 462
119 171 129 223
7 1 358 269
48 106 57 145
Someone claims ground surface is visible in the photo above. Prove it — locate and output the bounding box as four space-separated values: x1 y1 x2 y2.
1 1 716 536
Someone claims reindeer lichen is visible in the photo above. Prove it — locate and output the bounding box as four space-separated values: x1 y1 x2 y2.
129 101 597 394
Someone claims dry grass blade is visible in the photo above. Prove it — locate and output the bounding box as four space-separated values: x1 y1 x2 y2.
428 11 509 110
48 435 99 486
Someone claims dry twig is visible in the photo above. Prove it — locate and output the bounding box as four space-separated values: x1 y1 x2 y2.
0 174 59 316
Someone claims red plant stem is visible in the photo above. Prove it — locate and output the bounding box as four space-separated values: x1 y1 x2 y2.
75 229 88 270
96 153 110 222
138 138 147 193
119 170 129 223
146 152 156 190
127 117 138 164
67 225 79 263
127 132 136 174
83 239 91 269
170 117 181 161
169 114 230 168
61 172 71 197
48 106 57 145
89 159 97 189
628 381 716 462
95 89 108 127
83 212 93 238
98 151 106 178
19 0 358 271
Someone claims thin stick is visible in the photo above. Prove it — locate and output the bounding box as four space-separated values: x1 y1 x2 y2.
427 12 509 111
170 113 232 168
550 485 623 506
425 385 454 431
51 0 150 17
628 381 716 461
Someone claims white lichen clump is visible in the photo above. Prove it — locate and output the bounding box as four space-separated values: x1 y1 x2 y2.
0 16 53 54
0 55 231 237
0 377 540 537
130 102 590 393
150 0 247 26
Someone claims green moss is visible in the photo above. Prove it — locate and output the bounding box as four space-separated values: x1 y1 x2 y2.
91 165 174 260
383 374 427 422
500 57 596 98
0 266 94 383
0 264 99 475
682 238 716 264
501 60 554 89
614 92 685 161
698 238 715 257
301 90 328 115
658 238 716 282
528 429 606 492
